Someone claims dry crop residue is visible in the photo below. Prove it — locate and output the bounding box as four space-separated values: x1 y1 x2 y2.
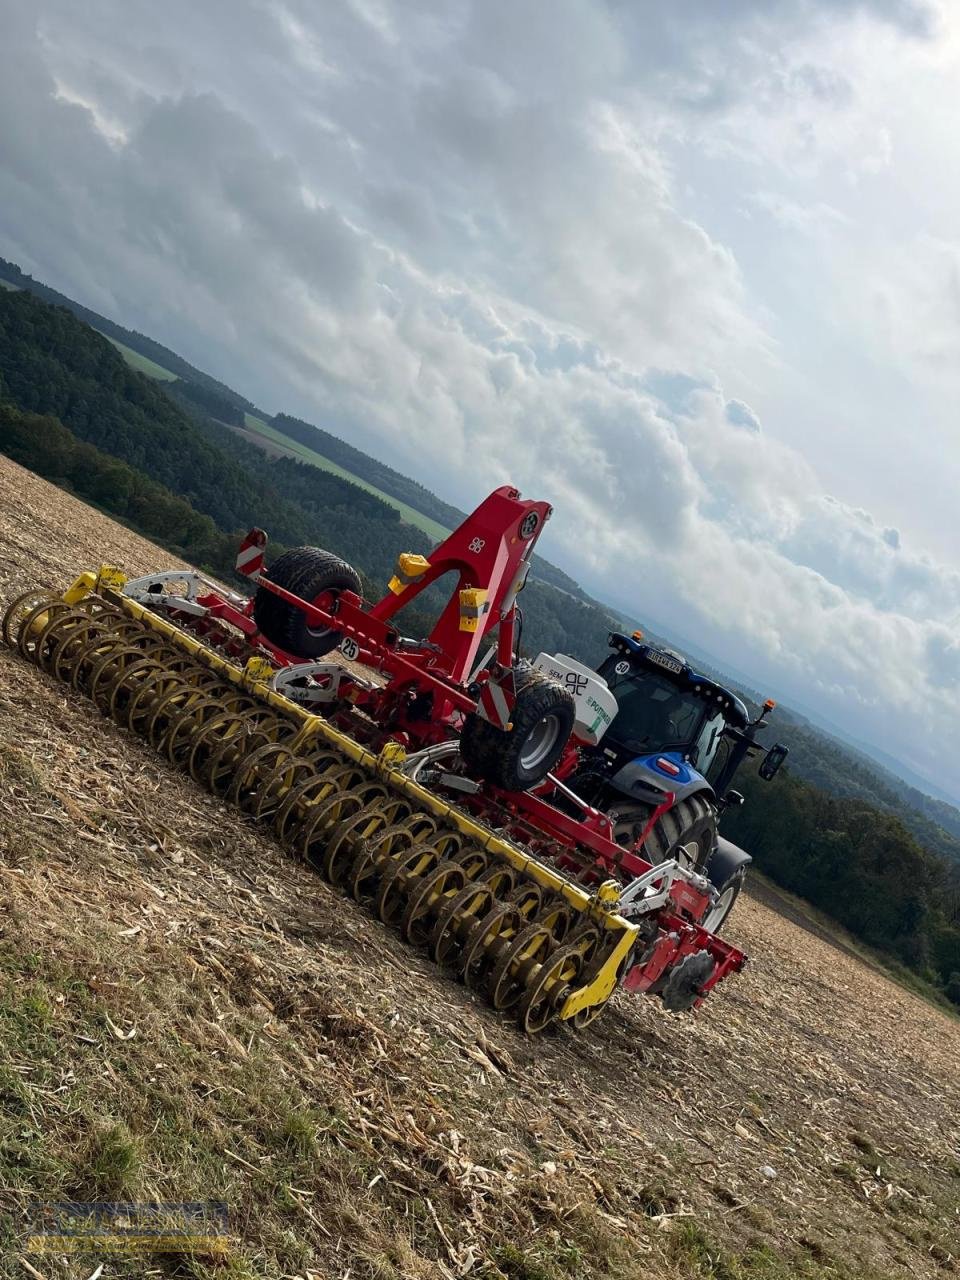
0 453 958 1280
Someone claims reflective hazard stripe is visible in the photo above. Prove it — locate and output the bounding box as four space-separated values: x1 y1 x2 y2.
236 529 267 578
478 678 514 729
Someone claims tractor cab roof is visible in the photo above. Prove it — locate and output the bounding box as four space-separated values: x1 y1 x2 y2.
606 632 750 730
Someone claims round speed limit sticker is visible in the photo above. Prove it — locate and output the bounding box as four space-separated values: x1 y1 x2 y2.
339 636 360 661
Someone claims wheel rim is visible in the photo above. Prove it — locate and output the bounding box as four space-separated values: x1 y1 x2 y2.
701 881 738 934
519 712 563 772
306 590 337 639
676 838 702 871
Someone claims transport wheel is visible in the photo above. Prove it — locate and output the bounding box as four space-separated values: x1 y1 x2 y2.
609 793 717 873
460 668 575 791
253 547 362 659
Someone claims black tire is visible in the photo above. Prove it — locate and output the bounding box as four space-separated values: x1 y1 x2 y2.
610 792 717 872
253 547 362 659
460 667 575 792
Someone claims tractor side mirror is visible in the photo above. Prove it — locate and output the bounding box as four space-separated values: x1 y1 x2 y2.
759 742 788 781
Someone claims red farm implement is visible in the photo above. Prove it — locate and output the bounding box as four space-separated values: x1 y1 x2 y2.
4 485 757 1032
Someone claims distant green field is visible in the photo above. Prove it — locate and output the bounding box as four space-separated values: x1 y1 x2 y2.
242 413 450 542
82 323 449 541
0 279 20 291
100 332 178 381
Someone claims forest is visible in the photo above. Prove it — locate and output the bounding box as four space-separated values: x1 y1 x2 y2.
1 285 959 1008
726 770 960 1006
0 255 260 415
751 711 960 866
272 412 469 533
165 377 246 428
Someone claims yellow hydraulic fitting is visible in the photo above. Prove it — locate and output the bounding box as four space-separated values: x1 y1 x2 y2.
96 565 128 592
243 656 276 686
458 588 489 633
388 553 431 595
594 879 622 907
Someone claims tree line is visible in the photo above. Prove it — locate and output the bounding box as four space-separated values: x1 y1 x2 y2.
725 770 960 1007
271 413 595 603
0 255 259 416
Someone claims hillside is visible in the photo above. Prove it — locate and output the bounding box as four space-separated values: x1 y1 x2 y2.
2 454 960 1278
751 711 960 867
265 415 595 603
0 288 620 665
0 256 261 415
0 256 594 606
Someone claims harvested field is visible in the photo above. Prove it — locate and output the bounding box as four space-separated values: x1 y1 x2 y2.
0 452 958 1280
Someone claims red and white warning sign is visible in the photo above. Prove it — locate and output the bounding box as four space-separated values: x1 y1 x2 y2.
236 528 267 578
476 670 516 729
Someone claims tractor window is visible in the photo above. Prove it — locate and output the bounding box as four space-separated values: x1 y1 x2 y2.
604 667 705 753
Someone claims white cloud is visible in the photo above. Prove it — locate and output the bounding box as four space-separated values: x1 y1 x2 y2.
862 233 960 385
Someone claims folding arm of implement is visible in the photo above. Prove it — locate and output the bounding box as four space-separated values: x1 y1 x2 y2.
2 483 747 1033
249 485 549 722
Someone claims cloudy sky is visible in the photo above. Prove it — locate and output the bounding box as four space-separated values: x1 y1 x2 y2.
2 0 959 800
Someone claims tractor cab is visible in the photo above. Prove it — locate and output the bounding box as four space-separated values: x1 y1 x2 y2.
595 633 747 771
590 632 787 807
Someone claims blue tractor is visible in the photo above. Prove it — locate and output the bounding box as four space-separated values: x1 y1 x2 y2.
564 631 789 933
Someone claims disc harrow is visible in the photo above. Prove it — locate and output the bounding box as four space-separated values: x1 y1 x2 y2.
4 576 639 1034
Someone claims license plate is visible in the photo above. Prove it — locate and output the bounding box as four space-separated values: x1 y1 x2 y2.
647 649 683 674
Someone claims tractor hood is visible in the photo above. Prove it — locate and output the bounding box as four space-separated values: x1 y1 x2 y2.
610 752 715 807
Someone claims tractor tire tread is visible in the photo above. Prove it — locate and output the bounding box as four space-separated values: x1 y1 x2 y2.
461 666 575 792
615 792 717 870
253 546 362 660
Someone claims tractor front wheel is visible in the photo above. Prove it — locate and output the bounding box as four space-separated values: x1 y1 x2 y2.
253 547 362 659
700 866 746 935
461 668 575 792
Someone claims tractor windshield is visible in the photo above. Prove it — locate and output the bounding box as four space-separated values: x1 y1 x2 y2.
604 666 707 755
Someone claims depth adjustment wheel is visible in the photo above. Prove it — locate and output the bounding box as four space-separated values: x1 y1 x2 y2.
460 666 575 791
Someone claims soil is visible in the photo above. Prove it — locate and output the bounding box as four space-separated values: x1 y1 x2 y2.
0 453 958 1280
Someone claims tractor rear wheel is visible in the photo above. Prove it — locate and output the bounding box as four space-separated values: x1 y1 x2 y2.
610 793 717 873
253 547 362 659
461 668 575 792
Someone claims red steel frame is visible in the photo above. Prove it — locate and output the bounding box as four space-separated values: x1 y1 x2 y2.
171 485 745 997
